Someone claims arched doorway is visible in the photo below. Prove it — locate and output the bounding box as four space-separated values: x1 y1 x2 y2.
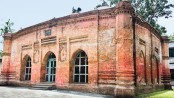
73 50 88 83
21 55 32 81
45 52 56 82
25 57 32 80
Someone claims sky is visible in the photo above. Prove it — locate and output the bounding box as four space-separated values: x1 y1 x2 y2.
0 0 174 50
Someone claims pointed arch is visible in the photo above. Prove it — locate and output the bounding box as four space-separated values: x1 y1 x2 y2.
71 49 88 83
21 54 32 81
70 49 88 63
42 51 56 65
137 50 146 84
23 54 31 61
140 50 147 83
41 51 56 82
153 56 159 84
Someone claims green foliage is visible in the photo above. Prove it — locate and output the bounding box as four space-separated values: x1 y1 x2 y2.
108 0 174 35
107 0 120 6
169 33 174 41
150 19 167 35
136 90 174 98
0 19 14 36
0 50 3 58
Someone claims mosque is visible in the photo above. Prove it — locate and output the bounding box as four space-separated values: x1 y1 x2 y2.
0 1 171 97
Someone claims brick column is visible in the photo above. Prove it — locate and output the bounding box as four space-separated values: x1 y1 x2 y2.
115 1 135 97
1 33 15 82
2 33 12 72
161 36 171 89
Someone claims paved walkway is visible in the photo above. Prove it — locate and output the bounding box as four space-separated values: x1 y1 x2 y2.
0 86 113 98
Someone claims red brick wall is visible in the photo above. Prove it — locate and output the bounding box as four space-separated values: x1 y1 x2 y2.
1 1 170 97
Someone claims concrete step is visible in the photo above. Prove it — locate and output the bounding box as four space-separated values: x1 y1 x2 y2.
31 83 56 90
0 77 16 79
33 85 51 88
37 82 55 85
30 87 49 90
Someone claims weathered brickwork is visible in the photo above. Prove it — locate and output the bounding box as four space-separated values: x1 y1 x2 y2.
1 1 171 97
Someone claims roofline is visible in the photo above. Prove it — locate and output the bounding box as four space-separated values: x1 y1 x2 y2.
169 40 174 43
11 1 163 41
12 7 115 39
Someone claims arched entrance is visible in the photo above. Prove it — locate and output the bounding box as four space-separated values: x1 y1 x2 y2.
45 52 56 82
21 55 32 81
25 57 32 80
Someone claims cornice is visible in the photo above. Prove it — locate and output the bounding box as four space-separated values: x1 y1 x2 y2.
135 17 161 40
3 52 11 56
114 1 162 41
3 33 12 40
114 1 135 16
12 8 116 39
11 1 162 42
161 36 170 43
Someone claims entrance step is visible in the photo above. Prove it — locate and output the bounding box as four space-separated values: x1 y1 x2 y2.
31 82 56 90
0 71 16 80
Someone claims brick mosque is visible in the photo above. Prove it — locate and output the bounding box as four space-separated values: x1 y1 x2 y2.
0 1 171 97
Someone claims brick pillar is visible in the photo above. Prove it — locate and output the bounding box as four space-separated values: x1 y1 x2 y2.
161 36 171 89
1 33 14 82
115 1 135 97
2 33 12 72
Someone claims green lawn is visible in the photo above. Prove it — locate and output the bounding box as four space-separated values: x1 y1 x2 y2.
136 90 174 98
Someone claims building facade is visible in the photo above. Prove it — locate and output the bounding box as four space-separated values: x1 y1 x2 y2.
169 41 174 82
0 58 2 74
0 1 171 97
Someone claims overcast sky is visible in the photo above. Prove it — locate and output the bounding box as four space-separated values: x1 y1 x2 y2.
0 0 174 50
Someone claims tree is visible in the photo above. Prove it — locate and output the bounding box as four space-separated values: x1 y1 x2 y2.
107 0 174 35
0 19 14 36
0 50 3 58
108 0 120 6
169 33 174 41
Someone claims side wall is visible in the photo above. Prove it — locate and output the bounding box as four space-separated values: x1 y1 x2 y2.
135 24 164 94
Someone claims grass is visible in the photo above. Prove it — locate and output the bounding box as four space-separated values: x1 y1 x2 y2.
136 90 174 98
